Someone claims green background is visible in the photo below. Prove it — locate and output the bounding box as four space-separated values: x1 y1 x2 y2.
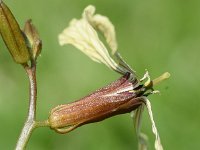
0 0 200 149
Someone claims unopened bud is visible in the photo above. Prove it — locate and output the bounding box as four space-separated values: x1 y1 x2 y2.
0 1 30 64
23 19 42 59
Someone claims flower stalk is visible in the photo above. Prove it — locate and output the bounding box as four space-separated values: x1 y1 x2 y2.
15 62 50 150
15 62 37 150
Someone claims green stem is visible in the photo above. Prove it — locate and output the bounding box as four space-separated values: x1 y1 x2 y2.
15 63 37 150
15 121 36 150
15 61 51 150
15 59 50 150
35 120 50 128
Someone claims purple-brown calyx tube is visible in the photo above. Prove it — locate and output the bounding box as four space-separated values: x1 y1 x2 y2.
49 72 146 134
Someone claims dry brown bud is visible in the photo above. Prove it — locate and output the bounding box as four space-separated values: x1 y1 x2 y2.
23 19 42 59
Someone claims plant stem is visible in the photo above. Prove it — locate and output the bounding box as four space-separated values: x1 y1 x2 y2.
15 62 37 150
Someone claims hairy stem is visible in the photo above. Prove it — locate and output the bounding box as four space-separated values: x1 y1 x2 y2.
15 62 37 150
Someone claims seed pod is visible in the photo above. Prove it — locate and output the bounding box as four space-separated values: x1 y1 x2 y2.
0 1 30 64
49 73 146 133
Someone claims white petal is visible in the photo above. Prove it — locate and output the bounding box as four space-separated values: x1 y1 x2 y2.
58 6 128 74
145 98 163 150
84 5 117 53
133 104 148 150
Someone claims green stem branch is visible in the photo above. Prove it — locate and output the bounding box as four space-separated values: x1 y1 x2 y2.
15 62 50 150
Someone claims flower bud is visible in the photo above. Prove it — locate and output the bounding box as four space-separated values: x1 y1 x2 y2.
0 1 30 64
49 73 144 133
23 19 42 59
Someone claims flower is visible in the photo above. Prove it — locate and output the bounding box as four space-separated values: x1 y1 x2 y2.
57 5 170 150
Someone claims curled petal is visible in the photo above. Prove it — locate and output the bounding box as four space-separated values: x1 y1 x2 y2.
84 5 117 53
145 98 163 150
59 18 112 64
133 104 148 150
59 18 121 71
83 5 135 73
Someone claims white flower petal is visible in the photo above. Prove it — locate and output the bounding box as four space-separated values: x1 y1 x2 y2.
133 104 148 150
84 5 117 53
59 18 108 64
145 98 163 150
58 6 128 74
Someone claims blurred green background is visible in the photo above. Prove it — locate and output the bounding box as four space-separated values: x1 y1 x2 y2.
0 0 200 149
